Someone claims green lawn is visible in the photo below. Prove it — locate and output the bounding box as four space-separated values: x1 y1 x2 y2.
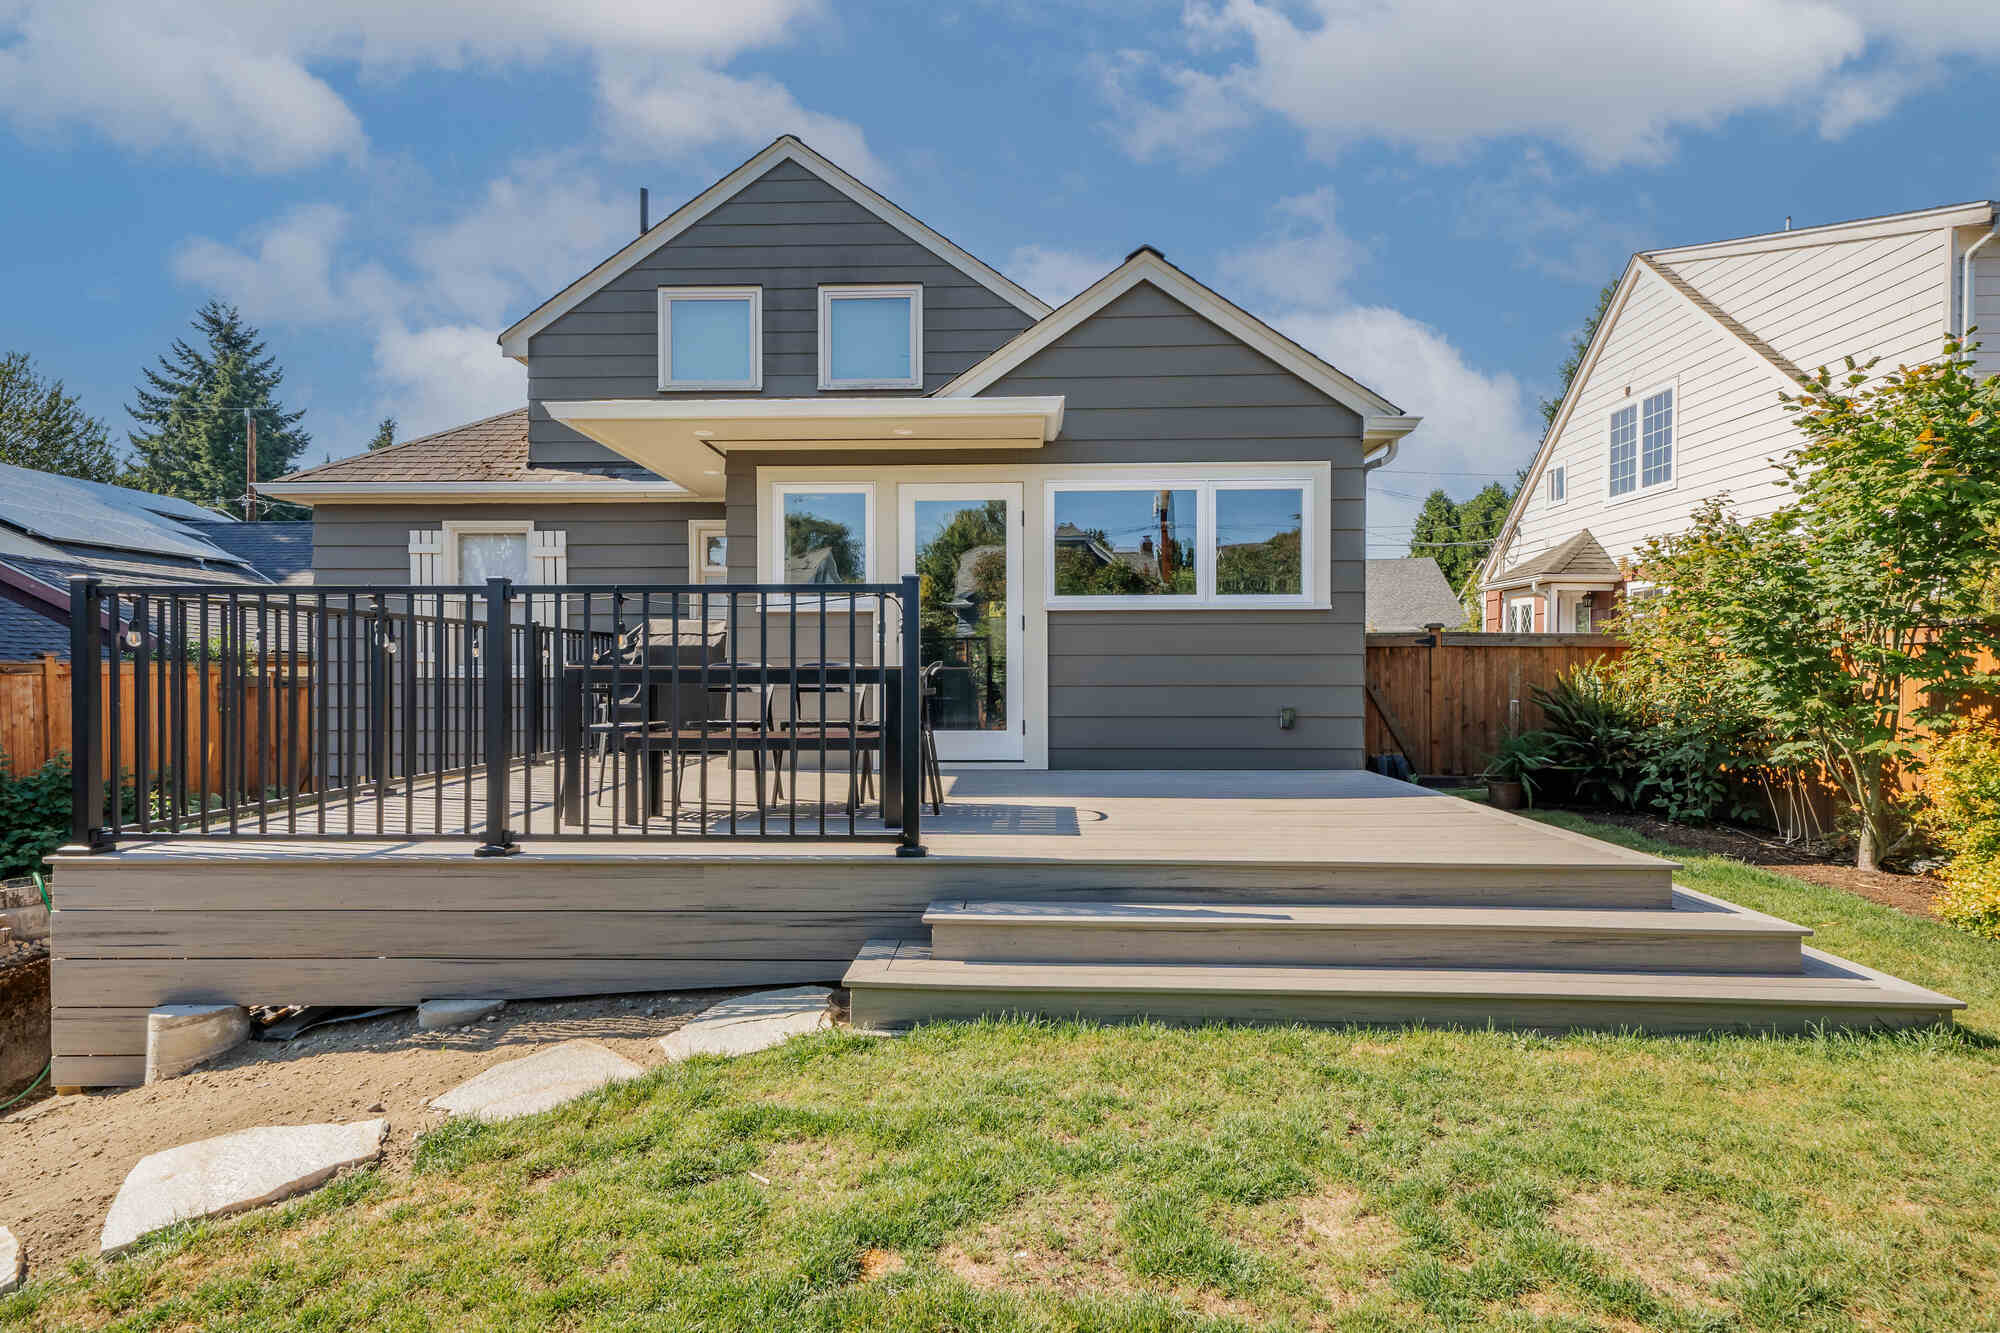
7 816 1998 1332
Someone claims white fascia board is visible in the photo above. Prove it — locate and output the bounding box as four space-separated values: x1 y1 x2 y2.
1647 200 1994 265
256 481 698 506
1479 259 1647 589
548 394 1066 439
497 136 1050 361
935 252 1410 426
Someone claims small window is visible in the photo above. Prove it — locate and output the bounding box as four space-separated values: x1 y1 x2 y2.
819 285 922 389
775 486 872 584
1547 465 1566 505
1505 598 1536 633
658 287 761 391
1608 404 1638 496
1051 487 1199 600
1609 386 1674 499
1214 484 1306 598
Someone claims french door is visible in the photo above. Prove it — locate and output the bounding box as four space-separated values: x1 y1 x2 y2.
898 484 1024 761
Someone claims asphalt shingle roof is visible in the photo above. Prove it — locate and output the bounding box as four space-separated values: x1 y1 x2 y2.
1496 529 1622 583
0 593 74 662
184 521 314 585
1365 558 1468 631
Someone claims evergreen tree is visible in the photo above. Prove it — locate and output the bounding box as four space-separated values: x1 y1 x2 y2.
0 351 121 482
1539 278 1619 429
1407 487 1464 578
127 301 310 519
368 417 397 451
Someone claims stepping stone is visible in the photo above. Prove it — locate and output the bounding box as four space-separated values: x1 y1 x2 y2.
660 986 832 1061
0 1226 20 1294
418 998 504 1031
99 1119 387 1256
430 1041 641 1123
146 1004 250 1083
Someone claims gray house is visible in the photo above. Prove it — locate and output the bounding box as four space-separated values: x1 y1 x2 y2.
267 135 1421 770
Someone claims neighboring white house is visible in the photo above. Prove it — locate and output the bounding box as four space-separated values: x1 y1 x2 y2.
1481 199 2000 632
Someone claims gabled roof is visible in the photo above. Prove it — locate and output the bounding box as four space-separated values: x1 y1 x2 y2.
263 409 692 503
1364 558 1466 631
932 248 1420 451
184 520 314 585
1492 530 1620 586
497 136 1052 361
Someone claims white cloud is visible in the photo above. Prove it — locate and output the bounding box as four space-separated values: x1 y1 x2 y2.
372 323 527 437
1102 0 2000 169
0 0 866 174
597 65 886 181
1219 187 1360 310
1004 245 1119 306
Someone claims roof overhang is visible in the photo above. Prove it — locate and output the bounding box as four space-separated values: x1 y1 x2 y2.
1486 574 1623 593
544 396 1067 497
257 479 698 506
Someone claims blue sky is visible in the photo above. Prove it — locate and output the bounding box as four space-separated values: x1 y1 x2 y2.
2 1 1996 551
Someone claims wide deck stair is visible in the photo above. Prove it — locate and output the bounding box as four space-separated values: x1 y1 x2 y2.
845 855 1963 1035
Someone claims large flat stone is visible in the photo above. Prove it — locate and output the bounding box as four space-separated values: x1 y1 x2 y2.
430 1041 642 1123
660 986 831 1061
0 1225 20 1294
146 1004 249 1083
99 1119 387 1256
418 998 504 1031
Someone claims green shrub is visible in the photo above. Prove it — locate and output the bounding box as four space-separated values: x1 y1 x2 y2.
1479 730 1565 805
1920 723 2000 938
0 750 71 880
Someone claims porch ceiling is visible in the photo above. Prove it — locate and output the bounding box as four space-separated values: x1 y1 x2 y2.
545 396 1066 498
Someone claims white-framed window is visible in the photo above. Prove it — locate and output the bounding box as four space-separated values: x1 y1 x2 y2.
767 483 875 585
1504 597 1536 633
688 518 728 584
1547 465 1566 506
442 520 535 584
1608 384 1674 499
818 284 922 390
1045 476 1316 609
658 286 762 391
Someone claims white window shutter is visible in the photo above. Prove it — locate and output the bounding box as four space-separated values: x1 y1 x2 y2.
408 529 443 584
529 529 566 626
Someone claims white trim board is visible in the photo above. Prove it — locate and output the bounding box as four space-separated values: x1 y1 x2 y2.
932 249 1417 450
258 481 700 505
498 136 1050 360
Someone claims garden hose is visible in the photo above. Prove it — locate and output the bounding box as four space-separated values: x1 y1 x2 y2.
0 870 54 1112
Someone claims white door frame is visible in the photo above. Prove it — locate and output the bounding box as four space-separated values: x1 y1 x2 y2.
898 482 1025 762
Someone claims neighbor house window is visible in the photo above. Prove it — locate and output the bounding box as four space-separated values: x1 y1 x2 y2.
818 284 922 389
1609 386 1674 498
658 286 762 390
1547 465 1566 505
1505 598 1536 633
772 485 873 584
1046 476 1316 608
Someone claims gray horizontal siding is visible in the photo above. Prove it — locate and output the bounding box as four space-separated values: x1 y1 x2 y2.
311 502 723 585
527 158 1036 468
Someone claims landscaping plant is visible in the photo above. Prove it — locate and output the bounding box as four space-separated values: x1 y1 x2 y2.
1617 338 2000 869
1919 722 2000 938
0 750 71 881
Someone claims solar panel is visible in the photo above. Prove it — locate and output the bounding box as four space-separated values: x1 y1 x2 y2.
0 463 248 566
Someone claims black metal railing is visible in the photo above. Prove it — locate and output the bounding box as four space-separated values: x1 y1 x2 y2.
66 575 925 855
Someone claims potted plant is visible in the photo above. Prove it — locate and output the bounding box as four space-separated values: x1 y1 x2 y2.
1482 730 1560 811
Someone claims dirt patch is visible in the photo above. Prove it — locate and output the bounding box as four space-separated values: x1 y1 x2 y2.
1552 1184 1744 1309
940 1194 1137 1302
858 1247 905 1281
1545 808 1947 921
0 987 763 1273
1 944 50 1104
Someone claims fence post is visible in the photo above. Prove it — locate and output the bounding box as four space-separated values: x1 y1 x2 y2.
475 577 518 856
67 576 109 851
897 574 925 857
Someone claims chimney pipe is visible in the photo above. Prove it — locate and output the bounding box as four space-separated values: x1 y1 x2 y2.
1784 216 1792 231
639 187 649 236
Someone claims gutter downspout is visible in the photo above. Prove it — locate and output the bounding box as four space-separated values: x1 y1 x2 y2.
1963 220 1999 339
1362 438 1399 473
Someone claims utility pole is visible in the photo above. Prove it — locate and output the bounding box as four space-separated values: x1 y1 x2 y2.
242 407 258 522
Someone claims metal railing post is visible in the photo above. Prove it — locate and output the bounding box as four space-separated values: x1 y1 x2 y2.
67 575 109 851
475 577 518 856
897 574 925 857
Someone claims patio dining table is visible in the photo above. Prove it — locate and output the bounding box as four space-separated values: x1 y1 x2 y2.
555 660 911 828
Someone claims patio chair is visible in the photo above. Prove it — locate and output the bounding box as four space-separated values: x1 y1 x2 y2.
613 680 781 824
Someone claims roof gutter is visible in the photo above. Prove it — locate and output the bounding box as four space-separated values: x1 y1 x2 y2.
257 480 700 506
1962 215 1999 339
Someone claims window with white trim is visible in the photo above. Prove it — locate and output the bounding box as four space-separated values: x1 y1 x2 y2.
1547 465 1566 505
770 484 874 584
818 284 921 389
1505 597 1536 633
658 286 761 390
1046 477 1314 608
1609 386 1673 498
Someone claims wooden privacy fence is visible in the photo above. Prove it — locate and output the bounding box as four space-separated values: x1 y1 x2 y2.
1365 632 1627 778
0 655 311 794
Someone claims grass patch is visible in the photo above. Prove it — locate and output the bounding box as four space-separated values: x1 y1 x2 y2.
6 815 1999 1330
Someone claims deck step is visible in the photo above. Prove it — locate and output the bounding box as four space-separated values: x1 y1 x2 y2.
844 941 1963 1036
924 887 1809 974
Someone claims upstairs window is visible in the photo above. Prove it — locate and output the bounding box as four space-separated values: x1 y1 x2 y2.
1547 465 1566 506
819 284 922 389
1609 385 1674 499
659 287 761 391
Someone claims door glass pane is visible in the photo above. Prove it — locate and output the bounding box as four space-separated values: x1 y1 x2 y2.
783 491 867 583
669 297 753 384
828 296 913 383
1215 486 1304 596
914 497 1008 734
457 533 529 584
1052 489 1197 597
